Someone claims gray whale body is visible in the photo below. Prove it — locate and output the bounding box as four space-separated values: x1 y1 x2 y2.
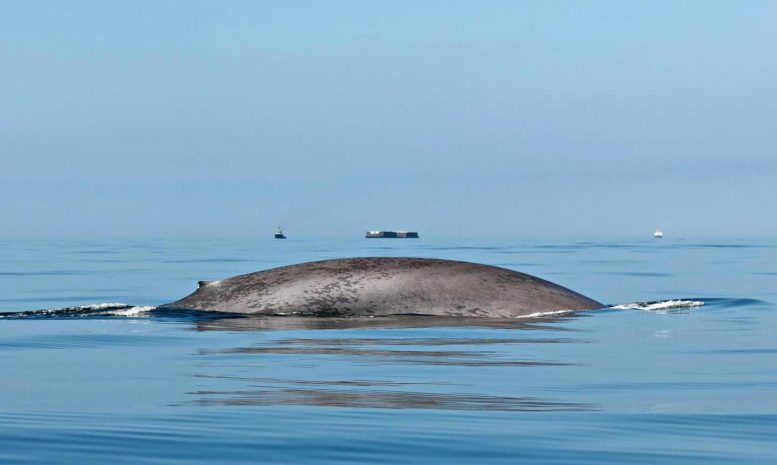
164 257 602 318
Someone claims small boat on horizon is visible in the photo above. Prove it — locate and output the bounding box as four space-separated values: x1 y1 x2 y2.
366 230 419 238
274 227 286 239
654 230 664 239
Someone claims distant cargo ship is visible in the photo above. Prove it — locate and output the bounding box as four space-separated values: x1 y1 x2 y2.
366 230 419 238
274 227 286 239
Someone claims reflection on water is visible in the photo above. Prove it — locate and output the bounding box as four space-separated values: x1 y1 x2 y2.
188 387 593 411
271 336 583 345
195 314 577 331
209 345 569 363
192 320 583 409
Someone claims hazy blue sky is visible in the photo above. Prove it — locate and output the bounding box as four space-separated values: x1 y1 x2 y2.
1 1 775 238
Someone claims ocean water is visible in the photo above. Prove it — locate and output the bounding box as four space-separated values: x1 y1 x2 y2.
1 237 776 464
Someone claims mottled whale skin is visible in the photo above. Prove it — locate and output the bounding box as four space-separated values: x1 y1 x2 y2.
164 257 602 318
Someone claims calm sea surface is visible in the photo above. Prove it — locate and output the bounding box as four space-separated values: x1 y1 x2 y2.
1 237 776 464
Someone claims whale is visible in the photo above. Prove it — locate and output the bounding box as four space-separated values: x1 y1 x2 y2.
162 257 603 318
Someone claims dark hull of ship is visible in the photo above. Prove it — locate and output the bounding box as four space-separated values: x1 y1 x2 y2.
365 231 419 238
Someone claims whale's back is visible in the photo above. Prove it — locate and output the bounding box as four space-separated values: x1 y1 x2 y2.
164 257 602 317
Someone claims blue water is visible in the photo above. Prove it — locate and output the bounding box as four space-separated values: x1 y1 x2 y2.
1 238 777 464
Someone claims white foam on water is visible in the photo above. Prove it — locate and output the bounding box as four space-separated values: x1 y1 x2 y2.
612 300 705 312
0 303 156 319
517 309 577 318
105 306 156 317
76 302 129 310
